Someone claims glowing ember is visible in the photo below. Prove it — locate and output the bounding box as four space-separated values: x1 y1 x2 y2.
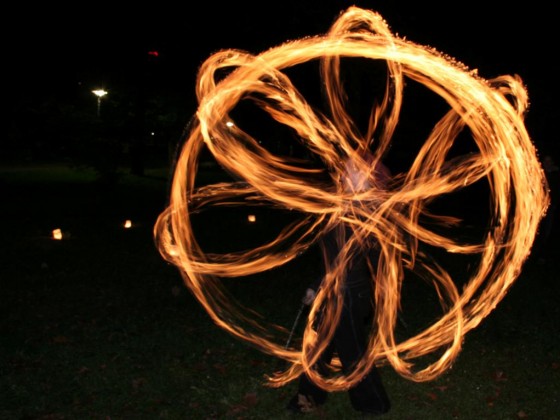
154 7 549 389
124 220 132 229
248 214 256 223
52 228 63 240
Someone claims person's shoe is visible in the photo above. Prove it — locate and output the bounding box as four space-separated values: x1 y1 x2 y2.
358 409 389 418
286 393 321 414
357 403 390 417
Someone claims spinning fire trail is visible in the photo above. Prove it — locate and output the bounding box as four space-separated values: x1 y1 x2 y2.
154 7 549 389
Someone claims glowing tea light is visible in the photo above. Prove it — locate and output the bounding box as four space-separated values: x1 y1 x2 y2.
52 229 62 240
124 220 132 229
247 214 256 222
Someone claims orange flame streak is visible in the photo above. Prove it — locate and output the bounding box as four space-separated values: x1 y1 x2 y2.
153 7 549 389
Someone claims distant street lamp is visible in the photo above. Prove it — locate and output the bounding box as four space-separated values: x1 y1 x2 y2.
92 89 108 116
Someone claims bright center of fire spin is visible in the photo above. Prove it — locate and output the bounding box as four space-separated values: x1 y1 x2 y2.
154 7 550 389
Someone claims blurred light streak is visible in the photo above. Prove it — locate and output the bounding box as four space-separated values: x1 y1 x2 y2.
154 7 549 389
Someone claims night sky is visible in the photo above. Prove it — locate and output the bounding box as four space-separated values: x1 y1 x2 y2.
8 1 557 157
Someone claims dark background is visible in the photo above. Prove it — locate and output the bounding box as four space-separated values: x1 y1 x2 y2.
5 1 557 167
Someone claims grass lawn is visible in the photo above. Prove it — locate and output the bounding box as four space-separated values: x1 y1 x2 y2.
1 164 558 419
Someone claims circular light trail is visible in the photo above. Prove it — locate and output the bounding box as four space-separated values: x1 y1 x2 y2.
154 7 549 389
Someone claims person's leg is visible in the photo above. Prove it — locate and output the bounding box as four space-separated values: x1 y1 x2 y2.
347 365 391 414
288 227 340 413
335 287 391 414
287 343 333 412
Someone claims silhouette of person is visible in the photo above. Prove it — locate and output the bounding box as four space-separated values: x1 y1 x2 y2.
287 151 391 416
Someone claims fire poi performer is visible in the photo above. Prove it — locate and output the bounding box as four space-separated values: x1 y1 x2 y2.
287 149 392 415
153 5 550 414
